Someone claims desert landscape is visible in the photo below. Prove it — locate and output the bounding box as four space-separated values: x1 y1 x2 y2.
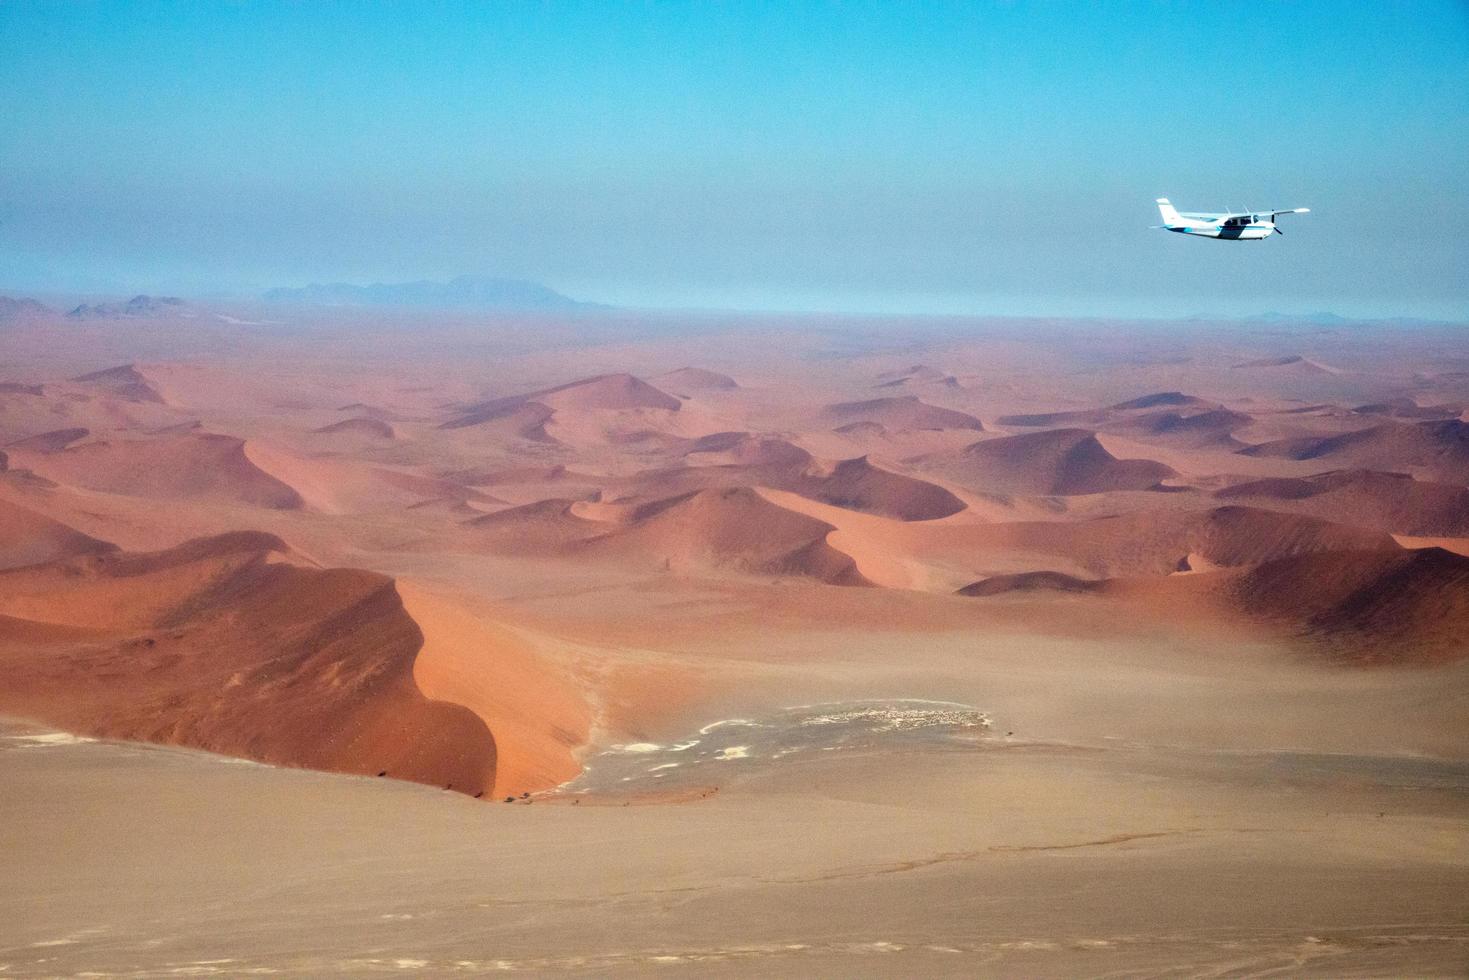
1 298 1467 976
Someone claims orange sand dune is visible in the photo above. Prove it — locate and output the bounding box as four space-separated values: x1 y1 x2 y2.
823 395 985 432
464 485 868 585
1218 469 1469 535
0 532 501 795
922 427 1177 495
772 491 1399 586
623 446 966 521
585 486 868 584
11 432 303 509
400 584 591 796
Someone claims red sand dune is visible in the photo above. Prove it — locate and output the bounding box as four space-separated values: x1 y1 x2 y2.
4 427 90 452
1353 397 1462 421
1232 354 1336 373
70 364 167 404
788 455 967 521
538 373 682 412
1110 391 1213 410
998 393 1218 430
313 417 396 439
995 407 1110 427
1110 408 1253 448
874 364 953 387
0 532 502 795
1217 469 1469 536
629 446 966 521
924 428 1177 496
683 432 814 467
0 497 117 570
465 486 870 584
585 486 869 585
11 432 304 509
1239 418 1469 484
657 366 739 390
957 570 1102 596
463 498 608 552
1228 547 1469 663
439 399 556 439
447 373 681 430
0 382 46 396
824 395 985 432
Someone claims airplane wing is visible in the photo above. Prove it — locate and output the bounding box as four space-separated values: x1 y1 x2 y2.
1255 208 1311 217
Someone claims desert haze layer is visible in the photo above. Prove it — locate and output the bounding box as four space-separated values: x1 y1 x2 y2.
1 301 1467 977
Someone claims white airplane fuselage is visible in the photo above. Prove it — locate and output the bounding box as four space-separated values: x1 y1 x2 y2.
1154 198 1308 241
1162 218 1275 240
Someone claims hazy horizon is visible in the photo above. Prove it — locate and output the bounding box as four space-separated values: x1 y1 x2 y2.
2 1 1467 320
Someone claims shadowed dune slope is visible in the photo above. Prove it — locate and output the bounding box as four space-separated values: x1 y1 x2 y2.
927 428 1177 495
5 427 90 452
10 433 304 509
1111 408 1253 448
438 399 556 439
1218 470 1469 536
793 455 967 520
70 364 167 404
1229 547 1469 663
1111 392 1213 410
881 505 1401 581
1239 419 1469 484
630 449 966 521
313 417 396 439
957 571 1102 596
464 498 607 552
824 395 984 431
0 532 502 796
658 366 738 390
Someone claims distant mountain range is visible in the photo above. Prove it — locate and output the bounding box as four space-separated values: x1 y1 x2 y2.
0 296 54 324
66 295 191 320
262 276 598 311
1189 311 1460 327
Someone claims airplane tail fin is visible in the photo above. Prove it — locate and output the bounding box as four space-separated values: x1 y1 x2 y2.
1155 198 1182 226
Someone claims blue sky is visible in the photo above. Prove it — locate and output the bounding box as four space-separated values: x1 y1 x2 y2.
1 1 1466 318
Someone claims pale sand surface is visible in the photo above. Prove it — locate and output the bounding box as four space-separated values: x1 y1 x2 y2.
3 718 1467 978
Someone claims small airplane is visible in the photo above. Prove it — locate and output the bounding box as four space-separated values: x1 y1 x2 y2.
1154 198 1309 240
